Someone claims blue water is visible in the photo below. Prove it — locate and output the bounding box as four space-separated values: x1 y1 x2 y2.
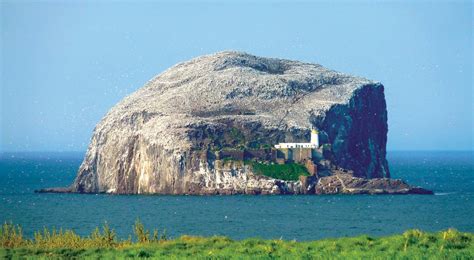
0 151 473 241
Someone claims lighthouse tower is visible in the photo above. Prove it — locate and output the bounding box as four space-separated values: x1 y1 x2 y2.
311 129 319 147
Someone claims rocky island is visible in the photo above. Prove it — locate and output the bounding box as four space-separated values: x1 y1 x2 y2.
39 51 431 195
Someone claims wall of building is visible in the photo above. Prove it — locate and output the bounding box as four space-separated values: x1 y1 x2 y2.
218 148 273 162
217 147 318 167
244 149 272 161
219 150 244 161
305 160 318 176
292 148 312 163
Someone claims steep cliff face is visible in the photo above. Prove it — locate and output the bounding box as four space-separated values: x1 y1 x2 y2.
315 85 389 178
61 51 394 194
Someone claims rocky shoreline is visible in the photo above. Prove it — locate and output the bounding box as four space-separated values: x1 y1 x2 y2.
36 181 433 195
37 169 432 195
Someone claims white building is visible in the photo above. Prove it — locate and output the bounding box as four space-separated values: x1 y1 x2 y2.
274 129 320 149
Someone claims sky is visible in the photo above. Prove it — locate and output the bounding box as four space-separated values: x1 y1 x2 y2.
0 0 472 152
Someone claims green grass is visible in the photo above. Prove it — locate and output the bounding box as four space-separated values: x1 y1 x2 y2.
248 161 310 181
1 222 473 259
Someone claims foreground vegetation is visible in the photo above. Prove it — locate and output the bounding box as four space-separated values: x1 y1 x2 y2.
247 161 310 181
1 222 473 259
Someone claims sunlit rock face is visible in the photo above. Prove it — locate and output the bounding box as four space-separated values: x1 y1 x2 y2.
69 51 391 194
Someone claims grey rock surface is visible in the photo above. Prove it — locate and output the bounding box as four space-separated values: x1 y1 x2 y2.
56 51 394 194
315 173 433 195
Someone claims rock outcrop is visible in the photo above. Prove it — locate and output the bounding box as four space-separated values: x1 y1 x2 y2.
39 51 430 195
314 172 432 195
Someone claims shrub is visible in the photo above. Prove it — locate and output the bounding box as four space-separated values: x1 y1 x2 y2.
440 228 471 250
133 219 167 243
403 229 424 251
0 222 25 248
133 219 149 243
248 161 310 181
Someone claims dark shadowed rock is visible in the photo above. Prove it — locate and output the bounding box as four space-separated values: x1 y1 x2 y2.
35 187 72 193
40 51 428 195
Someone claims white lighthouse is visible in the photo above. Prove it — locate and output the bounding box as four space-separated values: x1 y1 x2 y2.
310 129 319 147
274 128 320 149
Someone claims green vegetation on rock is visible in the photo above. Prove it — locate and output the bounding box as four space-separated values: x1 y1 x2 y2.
229 127 245 144
247 161 310 181
1 222 473 259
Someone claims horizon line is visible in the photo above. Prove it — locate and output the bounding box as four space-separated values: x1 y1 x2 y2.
1 150 473 154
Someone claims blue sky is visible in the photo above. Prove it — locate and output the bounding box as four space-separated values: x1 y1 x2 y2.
1 0 472 152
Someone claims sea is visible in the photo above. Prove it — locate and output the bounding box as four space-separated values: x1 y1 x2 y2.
0 151 473 241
